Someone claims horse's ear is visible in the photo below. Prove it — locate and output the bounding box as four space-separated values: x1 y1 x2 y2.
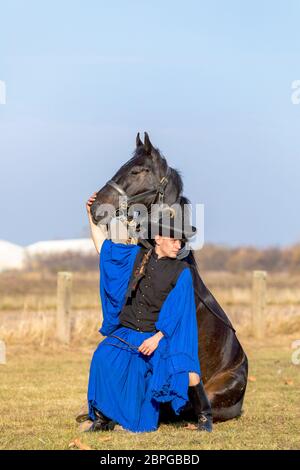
144 132 153 154
136 132 143 148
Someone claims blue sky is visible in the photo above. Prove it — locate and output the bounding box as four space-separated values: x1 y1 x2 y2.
0 0 299 248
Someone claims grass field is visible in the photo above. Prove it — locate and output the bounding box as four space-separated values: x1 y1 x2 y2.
0 336 299 450
1 270 299 450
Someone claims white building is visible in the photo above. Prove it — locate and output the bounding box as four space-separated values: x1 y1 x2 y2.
0 240 26 272
25 238 95 257
0 238 95 272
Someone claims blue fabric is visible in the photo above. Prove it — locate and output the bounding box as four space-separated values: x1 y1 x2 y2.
151 267 201 414
88 326 160 433
87 239 201 433
99 240 141 336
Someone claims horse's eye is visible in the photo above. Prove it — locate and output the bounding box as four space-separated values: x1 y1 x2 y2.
131 167 149 175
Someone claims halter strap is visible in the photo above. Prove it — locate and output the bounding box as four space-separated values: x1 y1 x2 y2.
106 180 127 197
106 166 171 206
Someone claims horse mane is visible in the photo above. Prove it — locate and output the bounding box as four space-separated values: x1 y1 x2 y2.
177 194 201 298
114 145 184 198
149 146 185 201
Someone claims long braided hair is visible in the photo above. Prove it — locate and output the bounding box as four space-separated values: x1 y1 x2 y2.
130 245 153 293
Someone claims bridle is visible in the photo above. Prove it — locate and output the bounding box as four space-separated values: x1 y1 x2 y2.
106 165 172 212
105 165 173 250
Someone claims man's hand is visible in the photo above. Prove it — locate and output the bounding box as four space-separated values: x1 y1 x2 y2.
85 191 108 253
138 332 164 356
86 192 97 215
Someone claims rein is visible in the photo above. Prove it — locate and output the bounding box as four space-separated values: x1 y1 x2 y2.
105 334 144 352
189 264 236 332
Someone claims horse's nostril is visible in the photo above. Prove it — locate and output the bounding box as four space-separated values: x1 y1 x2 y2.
90 205 98 222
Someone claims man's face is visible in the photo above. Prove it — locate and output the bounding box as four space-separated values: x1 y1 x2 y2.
155 235 183 258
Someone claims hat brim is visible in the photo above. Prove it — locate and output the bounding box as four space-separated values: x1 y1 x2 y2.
145 220 197 240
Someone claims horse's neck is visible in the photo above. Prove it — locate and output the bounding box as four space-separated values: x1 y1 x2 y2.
163 167 183 206
185 250 203 301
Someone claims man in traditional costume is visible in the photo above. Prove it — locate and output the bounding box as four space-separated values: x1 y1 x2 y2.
84 193 213 433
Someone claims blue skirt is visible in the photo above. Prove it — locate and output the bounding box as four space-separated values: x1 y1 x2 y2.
87 326 162 433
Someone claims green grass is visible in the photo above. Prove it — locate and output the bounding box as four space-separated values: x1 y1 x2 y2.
0 337 299 450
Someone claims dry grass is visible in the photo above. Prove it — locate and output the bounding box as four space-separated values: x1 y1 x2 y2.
2 270 300 312
0 337 299 450
1 306 300 346
0 271 100 311
0 309 101 346
0 270 299 449
1 270 300 346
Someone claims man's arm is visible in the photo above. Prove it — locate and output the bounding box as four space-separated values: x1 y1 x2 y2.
87 211 108 254
86 192 133 254
138 330 164 356
154 267 195 339
86 192 108 254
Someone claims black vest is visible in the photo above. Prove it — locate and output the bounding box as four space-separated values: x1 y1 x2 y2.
119 246 188 332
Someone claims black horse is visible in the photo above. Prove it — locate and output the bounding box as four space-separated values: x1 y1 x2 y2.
90 132 248 423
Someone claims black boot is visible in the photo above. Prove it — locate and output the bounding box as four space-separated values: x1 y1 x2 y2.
85 407 116 432
188 381 213 432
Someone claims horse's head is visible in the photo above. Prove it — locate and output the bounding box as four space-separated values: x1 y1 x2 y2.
90 132 182 225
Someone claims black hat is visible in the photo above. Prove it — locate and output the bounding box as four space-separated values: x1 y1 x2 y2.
140 208 197 242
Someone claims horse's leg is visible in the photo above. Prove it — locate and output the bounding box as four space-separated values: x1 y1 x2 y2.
159 356 248 424
204 357 248 421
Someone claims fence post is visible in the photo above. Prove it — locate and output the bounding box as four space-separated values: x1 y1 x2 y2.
252 270 267 340
56 272 73 344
